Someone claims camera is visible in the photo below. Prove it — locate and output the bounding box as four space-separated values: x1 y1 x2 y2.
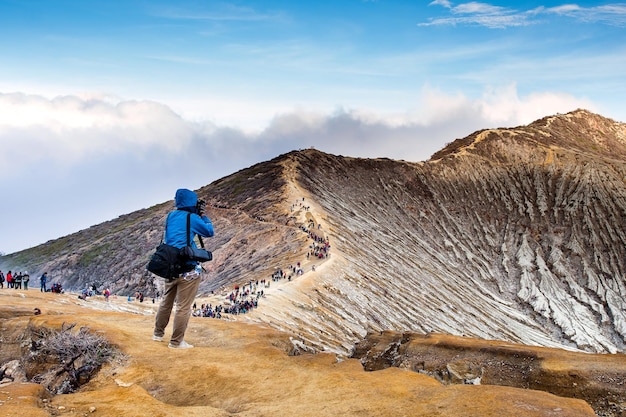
196 198 207 215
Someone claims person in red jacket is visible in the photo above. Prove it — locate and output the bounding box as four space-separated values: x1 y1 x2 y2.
6 271 13 289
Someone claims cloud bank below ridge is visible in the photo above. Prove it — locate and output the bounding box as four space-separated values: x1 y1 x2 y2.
0 86 595 254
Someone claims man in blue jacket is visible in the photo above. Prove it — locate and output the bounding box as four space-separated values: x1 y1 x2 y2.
153 188 214 349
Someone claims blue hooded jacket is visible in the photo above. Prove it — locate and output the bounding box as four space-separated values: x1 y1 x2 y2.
164 189 214 251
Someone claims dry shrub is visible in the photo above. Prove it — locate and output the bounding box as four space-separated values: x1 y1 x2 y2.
27 322 124 394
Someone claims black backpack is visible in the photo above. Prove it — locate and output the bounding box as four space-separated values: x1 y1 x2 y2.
147 242 188 280
146 213 195 280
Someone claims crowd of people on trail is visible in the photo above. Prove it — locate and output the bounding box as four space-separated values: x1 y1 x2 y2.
0 270 30 290
291 198 311 213
191 297 261 317
0 197 331 329
0 267 145 305
0 270 65 294
192 198 331 320
51 282 64 293
193 303 223 318
193 280 262 318
78 284 100 300
306 227 331 260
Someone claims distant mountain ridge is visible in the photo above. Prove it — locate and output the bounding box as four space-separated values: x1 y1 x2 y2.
2 109 625 355
431 109 626 161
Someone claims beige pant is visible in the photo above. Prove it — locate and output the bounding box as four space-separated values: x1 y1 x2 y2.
153 276 201 346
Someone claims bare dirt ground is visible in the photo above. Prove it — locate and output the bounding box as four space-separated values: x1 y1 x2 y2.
0 289 597 417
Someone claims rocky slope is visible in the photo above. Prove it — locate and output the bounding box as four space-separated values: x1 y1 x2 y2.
1 109 625 360
238 109 626 356
352 330 626 416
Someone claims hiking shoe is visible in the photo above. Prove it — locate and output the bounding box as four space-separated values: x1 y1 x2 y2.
168 340 194 349
152 335 163 342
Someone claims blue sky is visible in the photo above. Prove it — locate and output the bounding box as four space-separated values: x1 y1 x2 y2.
1 0 625 254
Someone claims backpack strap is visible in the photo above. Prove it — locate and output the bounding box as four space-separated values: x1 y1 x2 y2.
186 212 191 246
186 212 205 249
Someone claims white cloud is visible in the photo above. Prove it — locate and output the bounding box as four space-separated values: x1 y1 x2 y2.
475 83 595 124
0 86 598 254
0 93 200 173
545 5 582 14
0 86 596 167
420 2 532 28
548 4 626 26
452 2 508 15
421 2 626 28
429 0 453 8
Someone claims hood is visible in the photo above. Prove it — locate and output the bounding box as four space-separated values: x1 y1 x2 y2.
175 188 198 210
